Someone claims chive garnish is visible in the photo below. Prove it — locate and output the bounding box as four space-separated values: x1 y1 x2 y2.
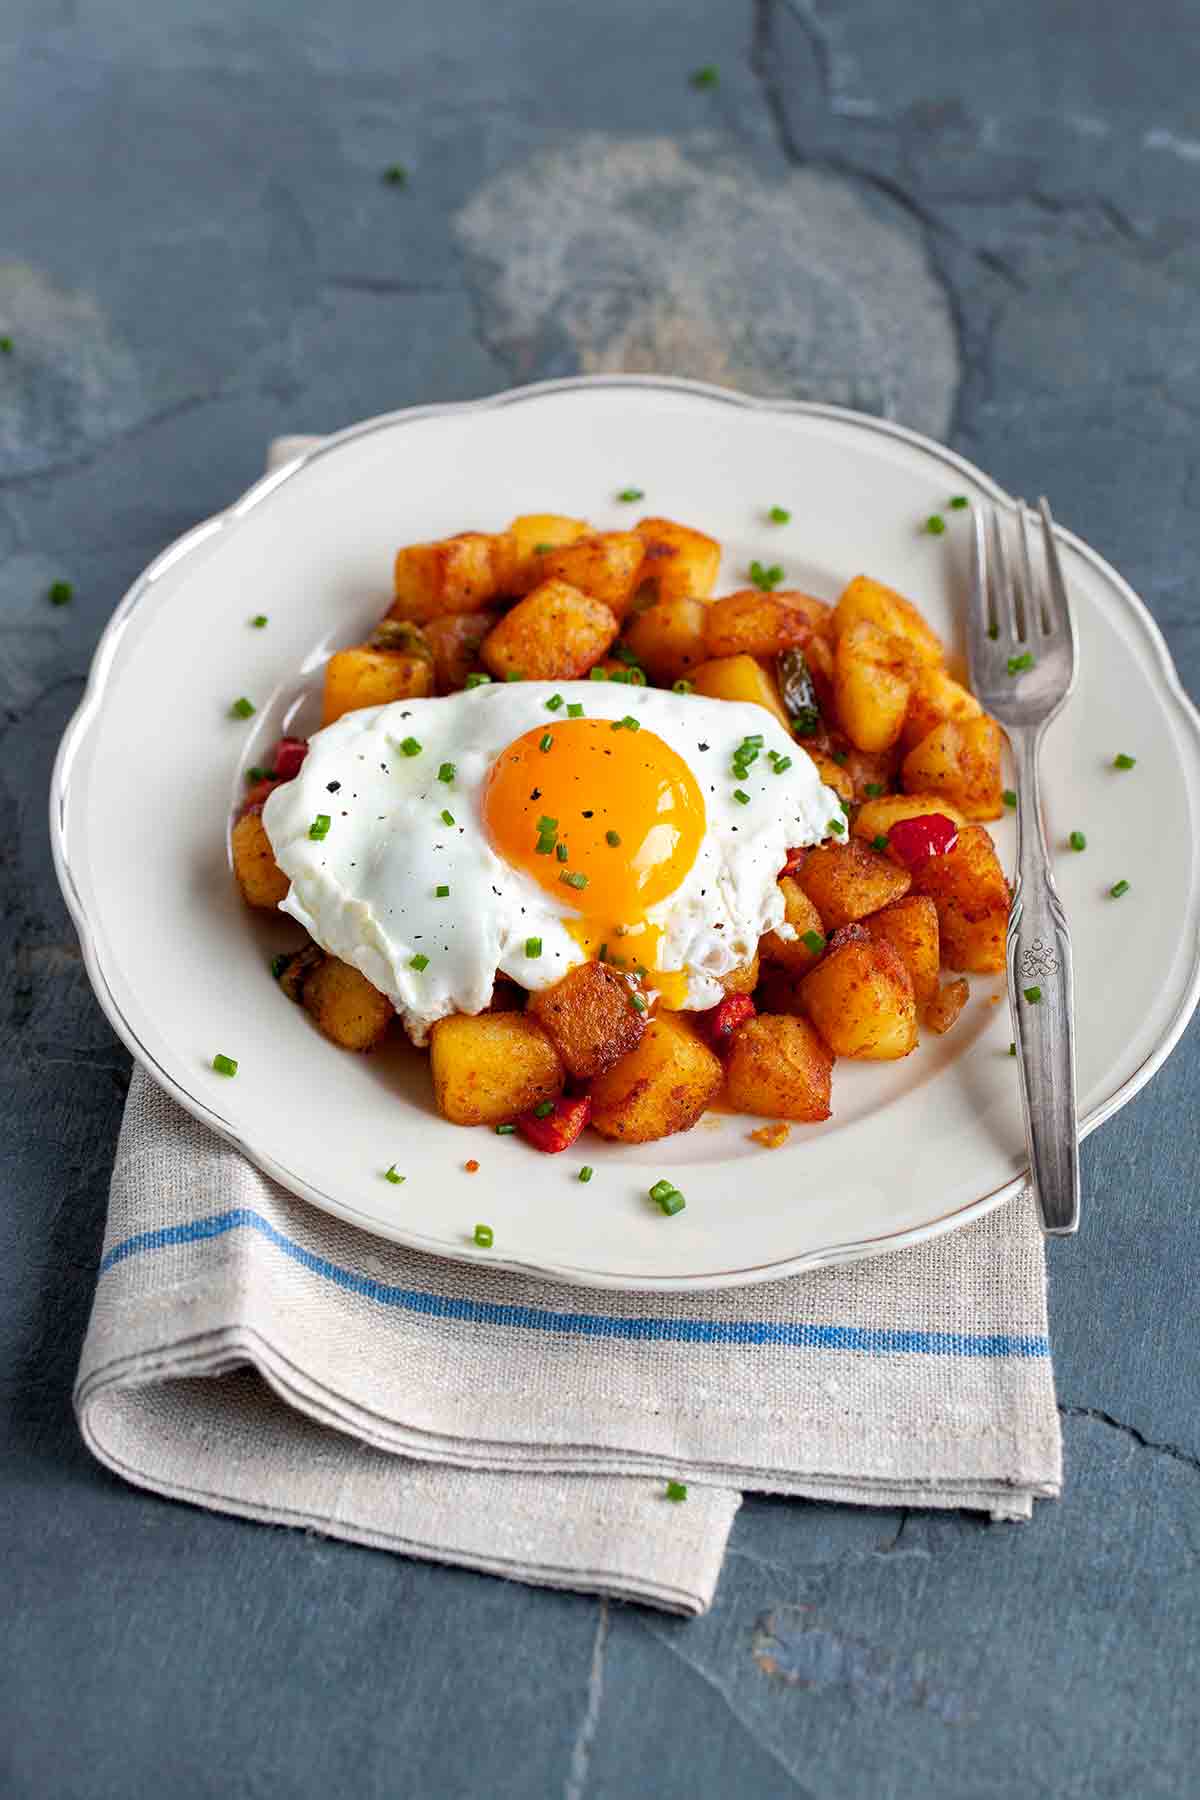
926 514 946 535
690 64 718 87
801 930 826 954
832 750 848 765
537 815 558 833
828 817 846 835
438 761 456 783
672 679 694 694
567 702 584 717
1110 879 1131 898
251 613 268 628
749 560 783 591
536 835 556 855
505 670 524 682
864 782 883 797
435 884 450 898
1009 1042 1017 1056
440 809 455 826
560 871 588 890
465 672 491 688
578 1166 594 1183
230 697 256 719
409 953 430 972
589 667 608 681
871 834 889 851
49 580 74 606
768 506 791 524
211 1053 238 1077
525 936 542 958
987 624 999 640
545 694 564 711
629 993 648 1014
791 707 819 736
496 1123 517 1135
556 842 568 862
733 789 750 805
533 1100 555 1119
400 736 421 756
773 756 792 774
613 644 642 667
1002 789 1017 808
383 163 408 186
665 1481 688 1502
1023 986 1042 1004
606 830 621 846
473 1224 494 1248
1007 652 1035 675
308 814 331 840
539 732 553 752
1113 752 1136 770
1068 830 1087 851
649 1180 685 1215
0 335 12 354
949 495 969 509
621 715 639 731
384 1164 405 1183
616 487 644 503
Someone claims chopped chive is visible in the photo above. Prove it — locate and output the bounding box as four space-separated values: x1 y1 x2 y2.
536 835 556 855
672 679 693 694
624 666 647 686
613 644 642 667
533 1100 555 1119
773 756 792 774
733 789 750 805
545 694 564 712
1109 879 1131 898
864 782 884 798
635 964 649 980
666 1480 688 1502
537 814 558 833
533 543 554 555
465 672 491 688
1002 789 1017 808
1068 830 1087 852
629 993 648 1014
1007 652 1035 675
383 163 408 186
831 750 848 766
828 817 846 835
839 797 852 817
768 506 791 524
438 761 456 783
560 870 588 890
211 1053 238 1077
556 842 569 862
791 707 819 736
308 813 331 840
987 624 999 640
250 613 268 628
270 953 290 979
505 670 524 682
495 1122 517 1135
1023 985 1042 1004
1113 752 1136 770
656 1186 685 1216
473 1224 494 1248
690 64 719 88
539 732 554 752
0 335 12 354
440 808 455 826
925 514 946 535
567 702 584 717
621 715 639 732
409 953 430 972
1009 1042 1017 1056
400 736 421 756
950 495 969 510
871 834 889 851
801 930 826 954
648 1178 677 1202
48 578 74 606
525 936 543 958
749 560 784 592
246 766 271 783
435 884 450 898
578 1165 594 1183
610 670 631 685
384 1164 405 1183
230 696 256 719
597 943 608 962
606 830 621 846
589 667 608 681
616 487 645 503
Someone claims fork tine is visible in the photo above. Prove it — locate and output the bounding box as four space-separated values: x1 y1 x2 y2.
987 505 1018 640
1016 500 1043 635
970 501 992 647
1038 497 1075 647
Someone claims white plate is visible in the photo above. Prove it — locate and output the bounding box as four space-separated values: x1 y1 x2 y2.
51 377 1200 1290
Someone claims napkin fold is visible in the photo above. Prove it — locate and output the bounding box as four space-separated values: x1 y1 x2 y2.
73 438 1062 1616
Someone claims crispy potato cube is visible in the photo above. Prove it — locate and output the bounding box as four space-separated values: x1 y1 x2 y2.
634 517 721 602
864 894 940 1007
480 579 618 682
852 791 967 844
909 824 1009 973
900 665 982 753
925 977 969 1034
754 966 806 1016
798 839 912 929
801 933 918 1060
823 737 901 802
833 619 915 753
430 1012 564 1126
690 654 790 728
761 876 827 974
623 597 708 685
901 716 1005 821
723 1014 833 1122
231 810 289 909
721 953 760 995
322 645 435 725
589 1012 723 1143
834 575 943 666
276 942 326 1004
495 514 591 595
805 749 854 806
704 590 815 659
539 532 645 618
424 612 492 692
391 532 501 622
302 956 393 1052
527 961 646 1080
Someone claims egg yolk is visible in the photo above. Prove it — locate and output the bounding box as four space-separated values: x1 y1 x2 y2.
484 718 706 974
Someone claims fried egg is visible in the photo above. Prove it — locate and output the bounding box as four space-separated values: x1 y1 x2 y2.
263 681 842 1042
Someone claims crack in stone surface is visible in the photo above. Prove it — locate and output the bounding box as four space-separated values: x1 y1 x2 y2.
1059 1405 1200 1477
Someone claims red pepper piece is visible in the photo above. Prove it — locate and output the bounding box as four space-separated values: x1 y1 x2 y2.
516 1094 592 1153
780 846 808 879
237 776 281 819
885 812 959 868
707 992 756 1053
271 736 309 781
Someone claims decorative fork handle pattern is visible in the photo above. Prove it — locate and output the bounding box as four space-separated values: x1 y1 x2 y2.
1006 728 1080 1234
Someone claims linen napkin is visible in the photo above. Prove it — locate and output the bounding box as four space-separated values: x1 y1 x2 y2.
73 440 1062 1617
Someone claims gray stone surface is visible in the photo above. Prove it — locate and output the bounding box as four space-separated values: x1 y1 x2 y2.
2 1 1198 1794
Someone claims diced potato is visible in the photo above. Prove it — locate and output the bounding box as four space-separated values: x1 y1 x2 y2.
777 593 836 641
704 590 815 659
494 514 591 595
801 933 918 1060
925 977 969 1034
823 737 901 802
901 716 1005 821
908 824 1010 973
864 894 940 1007
900 666 982 753
805 749 854 806
302 956 393 1052
424 612 492 692
322 645 435 725
754 966 807 1017
634 517 722 603
834 575 943 666
539 532 645 618
623 597 708 686
480 579 618 682
589 1012 723 1143
723 1014 833 1122
391 532 502 622
761 876 827 974
231 810 289 909
430 1012 564 1125
833 619 915 753
798 839 912 929
852 791 967 844
690 654 790 729
276 943 325 1004
720 953 760 995
527 961 646 1080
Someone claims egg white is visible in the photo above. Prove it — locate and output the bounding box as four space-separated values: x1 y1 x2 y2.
263 681 842 1043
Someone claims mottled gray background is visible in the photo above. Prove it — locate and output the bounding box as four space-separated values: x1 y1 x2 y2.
3 3 1199 1796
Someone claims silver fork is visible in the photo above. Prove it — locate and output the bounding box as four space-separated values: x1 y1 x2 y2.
968 498 1080 1236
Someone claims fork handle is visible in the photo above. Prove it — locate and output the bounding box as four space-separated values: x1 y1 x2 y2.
1006 728 1081 1234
